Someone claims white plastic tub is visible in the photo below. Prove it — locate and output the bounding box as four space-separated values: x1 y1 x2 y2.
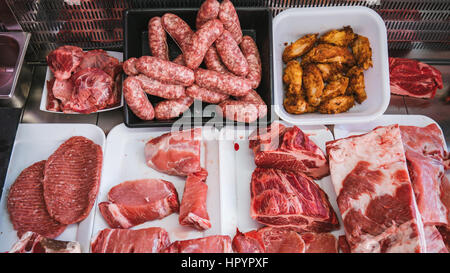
272 7 390 125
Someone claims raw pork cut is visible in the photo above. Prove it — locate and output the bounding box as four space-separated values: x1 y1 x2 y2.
400 124 448 161
249 123 329 179
46 45 84 80
145 128 202 176
9 231 81 253
99 179 180 229
389 57 443 99
424 225 449 253
179 169 211 230
250 167 339 233
437 225 450 252
7 161 67 239
232 227 337 253
43 136 103 225
91 227 170 253
326 125 426 253
160 235 232 253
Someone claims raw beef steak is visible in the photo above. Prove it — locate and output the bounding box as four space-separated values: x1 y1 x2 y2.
46 45 84 80
9 231 81 253
99 179 180 229
43 136 103 225
7 160 67 239
161 235 232 253
250 167 339 233
91 227 170 253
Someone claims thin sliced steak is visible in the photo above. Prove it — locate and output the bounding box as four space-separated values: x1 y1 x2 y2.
99 179 179 229
161 235 232 253
43 136 103 225
7 161 67 239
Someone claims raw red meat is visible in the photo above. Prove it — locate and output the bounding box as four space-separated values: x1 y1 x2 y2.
437 225 450 252
400 124 448 162
389 57 443 99
91 227 170 253
145 128 202 176
77 49 119 75
424 225 449 253
52 78 73 107
160 235 232 253
327 125 426 253
301 232 338 253
9 231 81 253
249 123 329 179
7 161 67 239
46 45 84 80
43 136 103 225
179 169 211 230
250 167 339 233
99 179 179 229
338 235 351 253
46 78 61 112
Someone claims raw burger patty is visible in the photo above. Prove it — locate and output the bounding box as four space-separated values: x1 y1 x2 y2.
7 160 67 239
43 136 103 225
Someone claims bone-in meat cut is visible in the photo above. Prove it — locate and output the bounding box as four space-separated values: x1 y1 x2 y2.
250 167 339 233
160 235 232 253
99 179 180 229
9 231 81 253
91 227 170 253
145 128 202 176
326 125 427 253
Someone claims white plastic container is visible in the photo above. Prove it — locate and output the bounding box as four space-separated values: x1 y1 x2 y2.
272 7 390 125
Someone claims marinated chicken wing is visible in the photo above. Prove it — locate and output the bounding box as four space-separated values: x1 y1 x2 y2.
346 66 366 103
302 44 355 67
316 63 345 82
319 26 356 47
322 76 349 101
303 64 324 107
283 94 316 114
351 34 373 70
282 33 318 63
283 60 303 97
318 95 355 114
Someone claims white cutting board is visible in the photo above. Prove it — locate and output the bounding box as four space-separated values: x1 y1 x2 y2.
0 123 106 253
91 124 222 251
218 121 345 240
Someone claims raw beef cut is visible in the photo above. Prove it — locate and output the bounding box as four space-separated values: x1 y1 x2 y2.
400 124 448 161
46 45 84 80
326 125 427 253
250 167 339 233
145 128 202 176
179 168 211 230
338 235 351 253
232 227 338 253
424 225 449 253
91 227 170 253
7 160 67 239
46 78 61 112
160 235 232 253
437 225 450 252
9 231 81 253
389 57 443 99
43 136 103 225
77 49 119 76
52 78 74 107
249 123 329 179
99 179 180 229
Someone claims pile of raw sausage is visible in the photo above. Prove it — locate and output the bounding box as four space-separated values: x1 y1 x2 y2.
122 0 267 123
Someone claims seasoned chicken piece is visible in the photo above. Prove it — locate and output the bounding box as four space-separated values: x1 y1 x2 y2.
322 76 349 101
319 26 356 47
283 94 316 114
319 96 355 114
301 44 355 67
346 66 367 103
316 63 344 82
351 34 373 70
282 33 318 63
303 64 324 107
283 60 303 97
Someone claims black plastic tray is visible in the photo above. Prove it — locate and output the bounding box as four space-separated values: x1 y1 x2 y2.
123 8 273 128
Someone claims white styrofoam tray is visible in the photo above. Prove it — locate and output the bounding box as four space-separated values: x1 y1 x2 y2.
218 121 345 240
40 51 124 114
272 7 390 125
0 123 106 253
91 124 222 250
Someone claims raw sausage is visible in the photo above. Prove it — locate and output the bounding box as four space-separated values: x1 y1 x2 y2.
218 90 267 123
240 36 262 89
186 84 229 104
148 17 169 60
184 19 224 70
123 76 155 120
204 46 228 73
161 13 194 53
136 56 195 86
215 30 249 76
136 74 185 100
123 57 139 76
172 54 185 66
218 0 243 44
196 0 220 29
154 96 194 120
195 68 252 97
